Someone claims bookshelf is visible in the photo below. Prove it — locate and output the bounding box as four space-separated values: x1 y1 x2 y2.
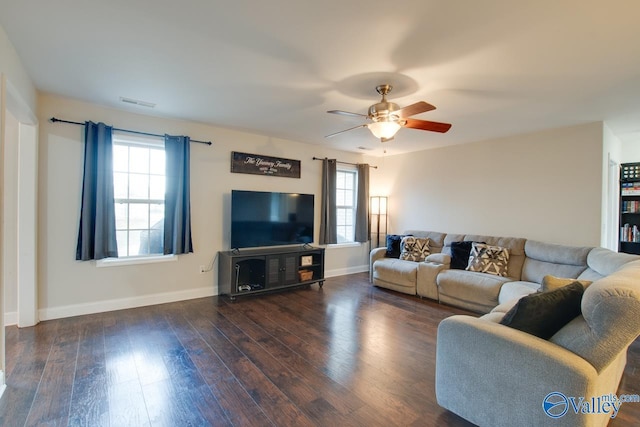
619 162 640 254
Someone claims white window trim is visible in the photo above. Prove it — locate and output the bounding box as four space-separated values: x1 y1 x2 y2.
112 131 164 148
326 242 363 249
96 254 177 268
336 165 358 244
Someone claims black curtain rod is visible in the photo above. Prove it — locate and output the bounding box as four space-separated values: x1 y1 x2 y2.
49 117 212 146
312 156 377 169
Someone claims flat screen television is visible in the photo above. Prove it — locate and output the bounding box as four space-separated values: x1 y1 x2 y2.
231 190 314 249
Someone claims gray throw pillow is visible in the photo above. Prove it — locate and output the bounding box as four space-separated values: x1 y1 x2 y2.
499 281 584 339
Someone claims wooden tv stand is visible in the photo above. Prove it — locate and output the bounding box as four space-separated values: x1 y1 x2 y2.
218 246 325 300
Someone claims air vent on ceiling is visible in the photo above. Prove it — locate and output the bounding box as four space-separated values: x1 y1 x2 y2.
119 97 156 108
358 146 373 151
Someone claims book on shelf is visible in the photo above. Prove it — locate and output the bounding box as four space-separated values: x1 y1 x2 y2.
622 200 640 213
621 182 640 196
620 223 640 243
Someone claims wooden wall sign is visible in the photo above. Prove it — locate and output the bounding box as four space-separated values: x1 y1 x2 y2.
230 151 301 178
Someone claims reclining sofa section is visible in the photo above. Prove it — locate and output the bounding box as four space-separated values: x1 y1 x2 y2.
369 230 636 314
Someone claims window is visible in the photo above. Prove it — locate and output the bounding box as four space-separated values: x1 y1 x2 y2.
112 132 165 257
336 168 357 243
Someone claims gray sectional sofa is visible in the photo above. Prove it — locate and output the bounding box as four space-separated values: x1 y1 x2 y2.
369 230 638 313
370 230 640 426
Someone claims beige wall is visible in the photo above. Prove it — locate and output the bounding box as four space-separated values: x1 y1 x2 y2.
0 25 37 116
370 122 604 247
622 139 640 162
38 93 371 320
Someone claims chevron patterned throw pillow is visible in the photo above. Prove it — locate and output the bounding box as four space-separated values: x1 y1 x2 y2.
399 236 431 262
466 242 510 276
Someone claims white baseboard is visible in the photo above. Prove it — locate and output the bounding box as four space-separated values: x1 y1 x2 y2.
19 269 367 323
38 286 216 321
4 311 18 326
325 264 369 278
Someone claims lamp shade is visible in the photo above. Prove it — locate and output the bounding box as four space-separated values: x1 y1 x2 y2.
370 196 388 215
369 195 388 248
379 196 387 215
368 121 401 139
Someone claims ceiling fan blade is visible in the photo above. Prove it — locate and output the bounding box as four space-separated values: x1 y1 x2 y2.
396 101 436 118
403 118 452 133
325 124 368 138
327 110 369 119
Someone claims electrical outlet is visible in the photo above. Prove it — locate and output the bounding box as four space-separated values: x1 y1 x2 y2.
199 265 206 273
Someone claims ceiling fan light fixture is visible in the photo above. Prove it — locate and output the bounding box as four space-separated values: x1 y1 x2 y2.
326 84 451 141
368 121 401 139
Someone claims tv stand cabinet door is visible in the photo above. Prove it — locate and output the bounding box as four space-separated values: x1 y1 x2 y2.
266 254 298 287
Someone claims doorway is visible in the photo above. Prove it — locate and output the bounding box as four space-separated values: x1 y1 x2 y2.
1 76 39 397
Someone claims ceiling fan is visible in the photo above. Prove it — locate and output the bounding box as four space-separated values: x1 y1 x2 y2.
326 84 451 142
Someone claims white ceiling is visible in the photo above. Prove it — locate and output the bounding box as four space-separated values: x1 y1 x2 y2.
2 0 640 156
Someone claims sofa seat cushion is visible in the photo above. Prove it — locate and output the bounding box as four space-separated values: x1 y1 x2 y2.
437 270 512 313
373 258 418 288
498 280 539 305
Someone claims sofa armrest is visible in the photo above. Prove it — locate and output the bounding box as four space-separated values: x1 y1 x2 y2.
425 253 451 265
370 247 388 281
417 262 448 300
436 315 601 427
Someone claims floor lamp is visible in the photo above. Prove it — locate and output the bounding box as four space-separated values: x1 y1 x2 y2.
370 196 388 248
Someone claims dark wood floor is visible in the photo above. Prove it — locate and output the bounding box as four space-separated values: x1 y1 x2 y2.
1 273 639 426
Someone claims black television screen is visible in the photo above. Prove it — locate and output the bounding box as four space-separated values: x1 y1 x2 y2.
231 190 314 249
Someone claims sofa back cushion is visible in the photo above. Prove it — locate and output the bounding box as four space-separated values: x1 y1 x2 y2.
577 247 640 281
550 260 640 372
521 240 591 284
404 230 446 254
442 233 465 256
